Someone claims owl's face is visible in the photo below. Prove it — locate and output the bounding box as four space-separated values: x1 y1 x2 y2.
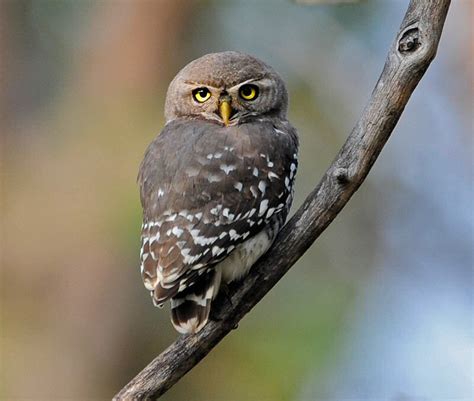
164 51 288 126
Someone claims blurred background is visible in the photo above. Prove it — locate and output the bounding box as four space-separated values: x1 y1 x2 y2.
1 1 472 400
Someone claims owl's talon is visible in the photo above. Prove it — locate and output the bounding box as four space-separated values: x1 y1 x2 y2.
221 282 233 307
210 286 233 322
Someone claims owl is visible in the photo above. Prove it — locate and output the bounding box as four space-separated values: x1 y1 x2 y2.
138 51 298 334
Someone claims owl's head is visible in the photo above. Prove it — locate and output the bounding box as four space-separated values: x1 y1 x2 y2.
164 51 288 126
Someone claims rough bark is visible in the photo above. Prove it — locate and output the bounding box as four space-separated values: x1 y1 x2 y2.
113 0 451 399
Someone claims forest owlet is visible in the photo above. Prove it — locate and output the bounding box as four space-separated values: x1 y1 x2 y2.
138 51 298 334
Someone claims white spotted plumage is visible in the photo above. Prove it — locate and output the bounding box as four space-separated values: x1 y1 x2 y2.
138 51 299 334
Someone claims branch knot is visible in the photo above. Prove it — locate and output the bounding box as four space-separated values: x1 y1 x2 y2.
398 27 421 53
334 167 350 185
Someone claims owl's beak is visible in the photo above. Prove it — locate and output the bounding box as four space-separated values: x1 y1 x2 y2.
219 100 232 126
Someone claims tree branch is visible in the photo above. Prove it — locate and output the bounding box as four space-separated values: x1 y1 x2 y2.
113 0 451 399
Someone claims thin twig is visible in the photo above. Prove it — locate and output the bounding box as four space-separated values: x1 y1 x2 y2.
113 0 451 399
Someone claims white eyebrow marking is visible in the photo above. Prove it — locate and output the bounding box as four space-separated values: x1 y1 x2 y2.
227 78 258 91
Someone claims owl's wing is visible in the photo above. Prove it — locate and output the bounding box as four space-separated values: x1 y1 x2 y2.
138 118 298 306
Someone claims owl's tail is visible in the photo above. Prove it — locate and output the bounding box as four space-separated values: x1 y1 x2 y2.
170 269 221 334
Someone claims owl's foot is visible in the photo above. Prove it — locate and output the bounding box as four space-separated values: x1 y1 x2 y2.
210 283 234 321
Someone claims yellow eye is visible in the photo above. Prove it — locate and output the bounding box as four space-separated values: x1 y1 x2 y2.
239 84 259 101
192 87 211 103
